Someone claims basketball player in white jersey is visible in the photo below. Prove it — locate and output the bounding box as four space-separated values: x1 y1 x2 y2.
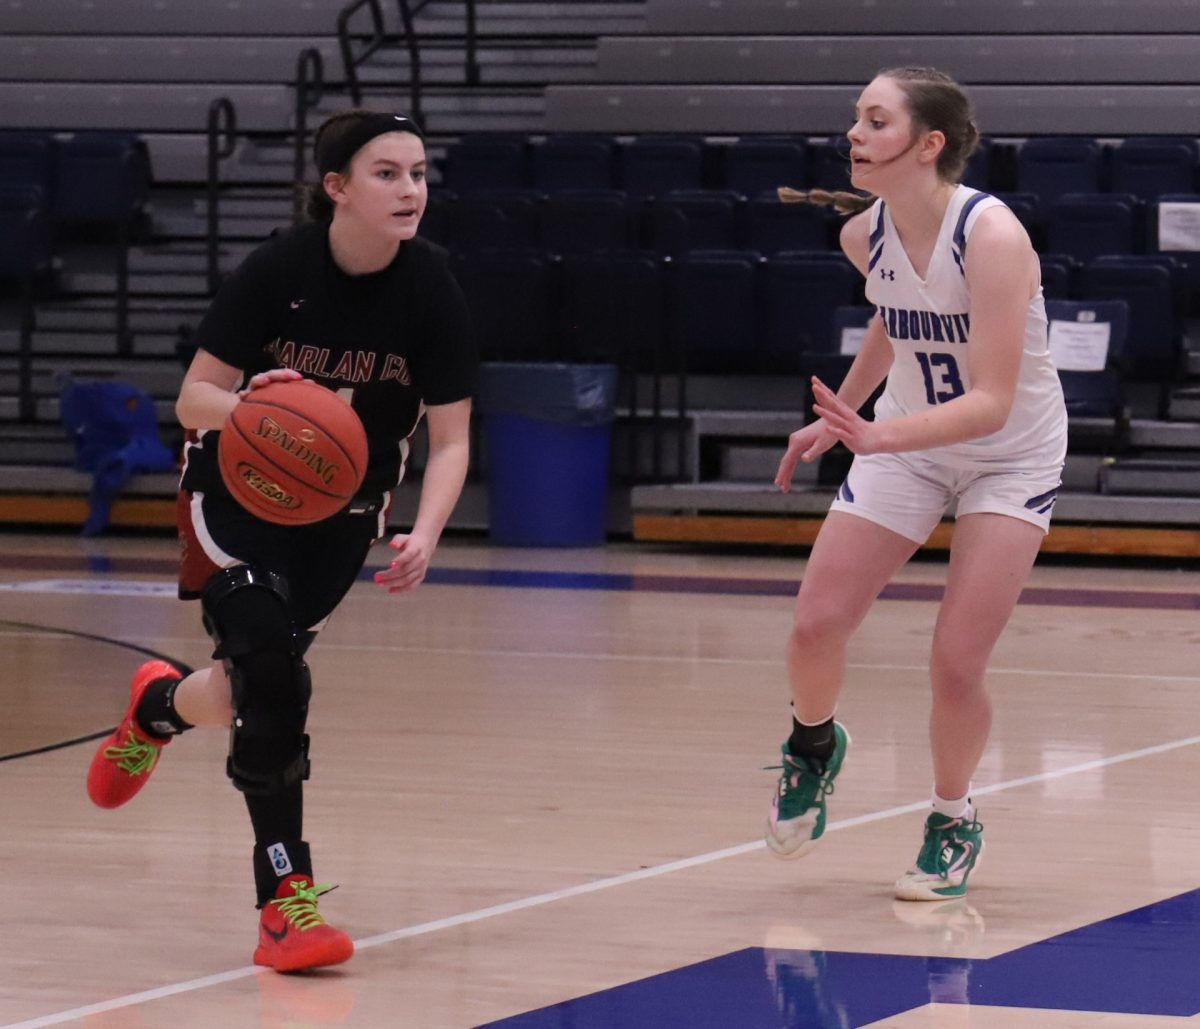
766 67 1067 900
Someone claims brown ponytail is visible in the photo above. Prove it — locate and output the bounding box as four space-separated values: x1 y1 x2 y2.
778 186 875 217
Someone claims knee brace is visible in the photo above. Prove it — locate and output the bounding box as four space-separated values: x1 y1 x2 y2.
201 566 311 795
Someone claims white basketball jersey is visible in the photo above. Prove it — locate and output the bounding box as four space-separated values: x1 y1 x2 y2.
864 186 1067 469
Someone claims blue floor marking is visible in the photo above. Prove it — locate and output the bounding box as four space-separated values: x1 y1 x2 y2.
479 889 1200 1027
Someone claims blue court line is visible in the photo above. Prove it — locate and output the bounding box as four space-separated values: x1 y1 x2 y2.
480 889 1200 1027
4 552 1200 610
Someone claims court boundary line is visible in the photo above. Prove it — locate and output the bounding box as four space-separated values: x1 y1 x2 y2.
6 731 1200 1029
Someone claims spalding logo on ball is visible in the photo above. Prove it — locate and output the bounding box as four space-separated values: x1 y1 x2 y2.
218 379 368 525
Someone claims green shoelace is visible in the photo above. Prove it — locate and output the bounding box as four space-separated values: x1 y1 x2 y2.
269 881 335 931
103 731 161 776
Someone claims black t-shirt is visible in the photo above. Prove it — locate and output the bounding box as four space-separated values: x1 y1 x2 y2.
181 222 478 499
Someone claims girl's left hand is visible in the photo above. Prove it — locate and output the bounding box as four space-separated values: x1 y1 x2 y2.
373 532 434 594
240 368 303 396
810 377 884 454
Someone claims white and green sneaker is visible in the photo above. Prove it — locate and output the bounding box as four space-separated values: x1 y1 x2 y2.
765 722 850 859
894 811 984 901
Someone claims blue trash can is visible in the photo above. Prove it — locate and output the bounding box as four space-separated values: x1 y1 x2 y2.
478 362 618 547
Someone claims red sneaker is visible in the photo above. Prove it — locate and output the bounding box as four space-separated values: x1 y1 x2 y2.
86 660 181 809
254 875 354 973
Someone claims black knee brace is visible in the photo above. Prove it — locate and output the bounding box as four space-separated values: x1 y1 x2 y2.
201 566 312 795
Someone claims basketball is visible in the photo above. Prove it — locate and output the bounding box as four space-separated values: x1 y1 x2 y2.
217 379 368 525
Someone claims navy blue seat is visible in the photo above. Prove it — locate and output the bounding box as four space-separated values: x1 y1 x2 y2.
1079 258 1181 413
667 251 760 373
0 131 56 202
453 249 554 362
1016 138 1104 212
1045 298 1130 450
1046 193 1140 263
1038 253 1077 300
451 188 544 252
743 194 834 255
651 189 741 256
1110 137 1198 203
723 137 806 197
443 135 529 193
532 134 616 192
962 137 993 191
619 137 704 199
540 189 636 256
761 253 859 375
418 188 455 246
562 252 662 369
55 132 149 226
804 138 852 192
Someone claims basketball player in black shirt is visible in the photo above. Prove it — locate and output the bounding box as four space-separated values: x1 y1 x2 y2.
87 110 477 972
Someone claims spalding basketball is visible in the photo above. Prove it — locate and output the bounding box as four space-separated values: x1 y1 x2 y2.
217 379 368 525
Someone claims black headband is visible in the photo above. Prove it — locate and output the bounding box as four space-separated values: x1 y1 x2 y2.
316 113 424 175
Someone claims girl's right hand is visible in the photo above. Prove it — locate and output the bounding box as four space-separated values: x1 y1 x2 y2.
775 419 837 492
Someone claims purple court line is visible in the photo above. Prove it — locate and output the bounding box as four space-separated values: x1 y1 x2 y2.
2 552 1199 611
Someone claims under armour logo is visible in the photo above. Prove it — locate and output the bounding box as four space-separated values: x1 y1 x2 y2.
879 269 895 281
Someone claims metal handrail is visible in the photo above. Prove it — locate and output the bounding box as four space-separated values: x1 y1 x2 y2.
205 97 237 295
395 0 424 127
410 0 476 91
337 0 387 106
293 48 325 222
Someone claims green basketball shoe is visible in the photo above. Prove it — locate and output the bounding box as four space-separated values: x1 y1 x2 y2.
894 810 985 901
765 722 850 858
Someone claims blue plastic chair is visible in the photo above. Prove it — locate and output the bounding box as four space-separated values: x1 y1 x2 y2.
744 194 835 255
1046 193 1140 263
651 189 741 256
533 134 616 192
443 135 529 193
723 137 806 197
541 189 636 257
1109 137 1198 203
761 253 859 375
1016 137 1104 212
667 251 760 373
1045 298 1131 451
453 249 555 362
619 137 704 199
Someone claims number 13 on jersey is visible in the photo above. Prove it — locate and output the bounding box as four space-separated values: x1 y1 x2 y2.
915 352 966 404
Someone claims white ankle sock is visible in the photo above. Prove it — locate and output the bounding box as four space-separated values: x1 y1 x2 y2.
932 788 973 820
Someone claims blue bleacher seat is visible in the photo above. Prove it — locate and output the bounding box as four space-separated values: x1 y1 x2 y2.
1038 253 1077 300
761 252 859 375
805 138 852 192
532 134 616 192
443 135 529 193
723 137 806 197
0 131 56 203
1045 298 1131 450
667 251 760 373
1109 137 1198 204
1080 258 1181 413
743 194 834 255
452 188 544 252
453 249 554 362
651 189 741 256
562 252 662 369
418 188 455 246
55 131 149 226
1046 193 1140 263
540 189 636 257
1016 137 1104 212
619 137 704 199
962 137 993 191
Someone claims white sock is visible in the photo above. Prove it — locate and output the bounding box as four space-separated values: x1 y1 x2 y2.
789 703 836 727
932 788 973 820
